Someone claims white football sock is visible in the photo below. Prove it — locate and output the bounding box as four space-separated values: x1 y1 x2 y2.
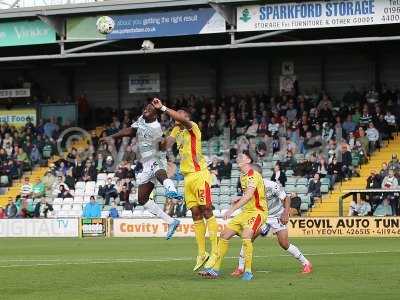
163 178 177 193
143 200 174 224
238 246 245 270
287 244 309 266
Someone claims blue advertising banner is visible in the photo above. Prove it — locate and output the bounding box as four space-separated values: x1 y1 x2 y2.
107 8 226 40
237 0 400 31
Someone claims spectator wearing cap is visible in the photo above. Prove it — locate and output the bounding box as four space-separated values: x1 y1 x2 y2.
103 156 115 173
82 196 101 218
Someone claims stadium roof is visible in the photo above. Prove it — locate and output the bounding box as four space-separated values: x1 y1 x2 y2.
0 0 257 19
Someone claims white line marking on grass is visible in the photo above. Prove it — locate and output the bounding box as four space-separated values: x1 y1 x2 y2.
0 250 399 269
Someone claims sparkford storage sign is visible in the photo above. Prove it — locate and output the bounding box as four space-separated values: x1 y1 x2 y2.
237 0 400 31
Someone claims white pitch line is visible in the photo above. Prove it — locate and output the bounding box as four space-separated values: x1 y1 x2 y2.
0 250 399 269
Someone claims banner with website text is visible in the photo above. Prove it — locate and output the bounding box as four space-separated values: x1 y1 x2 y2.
237 0 400 32
113 217 400 237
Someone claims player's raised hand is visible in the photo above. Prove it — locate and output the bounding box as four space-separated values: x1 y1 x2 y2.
152 98 163 109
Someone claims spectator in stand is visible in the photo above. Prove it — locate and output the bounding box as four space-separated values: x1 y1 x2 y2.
340 144 353 180
122 145 135 164
342 115 357 137
366 122 379 153
20 177 33 198
43 117 59 139
56 161 68 177
58 184 73 198
64 168 75 189
32 179 45 198
381 170 399 215
16 147 31 171
98 177 118 205
108 201 119 218
206 114 220 140
34 198 54 218
217 157 232 181
5 198 17 218
308 173 321 206
30 144 41 165
327 156 341 190
359 107 373 128
289 192 301 216
317 156 328 178
388 154 400 173
384 110 396 137
81 160 96 182
82 196 101 218
95 153 105 173
0 207 5 219
245 119 259 138
348 198 371 216
271 164 287 187
103 156 115 173
373 198 393 216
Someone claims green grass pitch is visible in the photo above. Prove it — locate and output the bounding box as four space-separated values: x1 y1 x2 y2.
0 237 399 300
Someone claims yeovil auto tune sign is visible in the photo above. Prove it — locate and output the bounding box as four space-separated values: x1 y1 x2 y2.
237 0 400 31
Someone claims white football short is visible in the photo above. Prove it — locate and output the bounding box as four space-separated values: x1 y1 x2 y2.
260 216 287 236
136 158 167 185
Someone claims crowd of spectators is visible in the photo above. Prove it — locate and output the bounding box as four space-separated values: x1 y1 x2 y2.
1 84 400 218
349 155 400 217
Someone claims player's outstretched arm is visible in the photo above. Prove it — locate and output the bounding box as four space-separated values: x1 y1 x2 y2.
224 187 255 220
152 98 193 130
99 127 136 143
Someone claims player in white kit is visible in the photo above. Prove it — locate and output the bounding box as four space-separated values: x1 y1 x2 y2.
231 165 312 275
101 103 182 239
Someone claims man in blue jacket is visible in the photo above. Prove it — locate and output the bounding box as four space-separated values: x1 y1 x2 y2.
82 196 101 218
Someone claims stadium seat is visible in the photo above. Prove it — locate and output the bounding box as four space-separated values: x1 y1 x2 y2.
321 184 330 194
220 195 231 204
220 185 230 195
300 203 309 211
286 177 297 185
296 178 309 186
220 179 230 186
285 185 296 193
132 210 143 217
75 181 86 190
96 180 105 188
121 210 133 218
63 198 73 205
61 204 71 211
101 211 109 218
74 189 85 197
52 204 61 211
296 185 308 194
84 187 96 196
83 196 91 204
156 187 164 195
71 204 82 211
53 198 63 205
97 173 108 181
186 210 192 217
286 170 294 176
74 196 83 204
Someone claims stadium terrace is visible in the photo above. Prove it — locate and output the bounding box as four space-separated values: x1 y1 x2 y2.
259 0 375 20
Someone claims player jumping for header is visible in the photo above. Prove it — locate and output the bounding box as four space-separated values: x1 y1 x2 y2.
101 102 182 240
151 98 219 272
